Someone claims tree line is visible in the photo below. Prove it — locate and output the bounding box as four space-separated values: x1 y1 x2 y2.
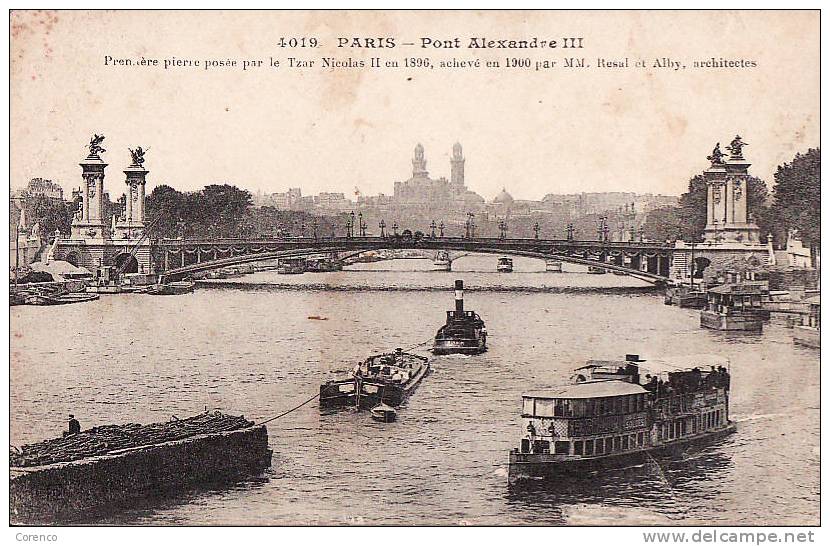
642 148 820 253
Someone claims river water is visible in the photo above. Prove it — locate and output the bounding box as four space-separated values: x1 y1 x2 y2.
10 255 820 525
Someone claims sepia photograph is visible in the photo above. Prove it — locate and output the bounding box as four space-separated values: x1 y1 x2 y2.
6 8 821 534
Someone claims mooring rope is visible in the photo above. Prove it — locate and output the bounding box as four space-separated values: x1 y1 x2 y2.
257 393 321 425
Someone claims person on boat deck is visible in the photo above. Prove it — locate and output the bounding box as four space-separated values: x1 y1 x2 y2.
68 414 80 435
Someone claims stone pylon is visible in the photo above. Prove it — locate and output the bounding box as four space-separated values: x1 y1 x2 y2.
114 148 149 240
70 140 109 240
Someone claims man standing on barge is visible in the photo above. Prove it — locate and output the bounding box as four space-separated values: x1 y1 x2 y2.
68 414 80 435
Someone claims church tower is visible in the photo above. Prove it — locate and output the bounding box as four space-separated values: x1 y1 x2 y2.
412 143 428 178
451 142 465 190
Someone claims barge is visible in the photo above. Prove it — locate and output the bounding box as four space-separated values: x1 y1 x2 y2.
508 354 735 483
497 257 514 272
700 283 765 331
433 280 487 355
10 411 272 523
320 348 431 410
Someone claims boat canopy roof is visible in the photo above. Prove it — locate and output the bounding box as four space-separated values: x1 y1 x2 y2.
708 283 764 295
524 379 647 400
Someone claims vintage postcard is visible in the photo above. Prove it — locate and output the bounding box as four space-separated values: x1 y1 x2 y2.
7 9 820 532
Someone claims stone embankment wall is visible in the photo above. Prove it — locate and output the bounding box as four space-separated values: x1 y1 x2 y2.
10 425 271 524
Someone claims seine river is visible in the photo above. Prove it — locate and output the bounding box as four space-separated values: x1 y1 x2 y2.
10 255 819 525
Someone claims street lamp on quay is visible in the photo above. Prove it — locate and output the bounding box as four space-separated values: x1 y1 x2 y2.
379 219 386 238
430 220 436 238
533 221 540 240
438 222 445 238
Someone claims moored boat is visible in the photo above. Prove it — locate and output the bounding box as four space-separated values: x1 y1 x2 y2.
146 280 196 295
497 257 513 272
370 403 397 422
10 411 272 523
433 280 487 355
320 348 431 410
277 257 307 274
587 265 607 275
700 283 765 331
792 295 820 348
508 354 735 483
665 284 707 308
306 254 344 272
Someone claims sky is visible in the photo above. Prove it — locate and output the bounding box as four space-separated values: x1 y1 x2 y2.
10 10 819 202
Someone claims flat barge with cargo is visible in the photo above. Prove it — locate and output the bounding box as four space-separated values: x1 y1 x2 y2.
10 411 272 523
508 355 734 483
320 348 431 410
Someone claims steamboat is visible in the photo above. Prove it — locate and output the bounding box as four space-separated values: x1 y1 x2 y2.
508 354 734 483
433 250 452 271
545 259 563 272
433 280 487 355
319 348 431 410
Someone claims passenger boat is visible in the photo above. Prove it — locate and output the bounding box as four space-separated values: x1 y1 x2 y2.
370 403 397 422
497 257 514 272
319 348 431 410
700 283 765 331
545 259 563 272
277 257 307 274
508 354 735 483
433 250 452 271
664 284 707 309
145 280 196 295
433 280 487 355
587 265 607 274
10 411 271 523
792 295 820 348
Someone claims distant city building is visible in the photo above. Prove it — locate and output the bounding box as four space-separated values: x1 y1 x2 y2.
393 143 485 208
26 178 64 200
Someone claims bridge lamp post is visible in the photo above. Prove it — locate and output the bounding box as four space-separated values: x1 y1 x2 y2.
430 220 436 238
379 219 386 238
392 222 399 236
349 211 356 238
603 220 610 244
438 222 445 238
566 223 574 241
359 213 367 237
